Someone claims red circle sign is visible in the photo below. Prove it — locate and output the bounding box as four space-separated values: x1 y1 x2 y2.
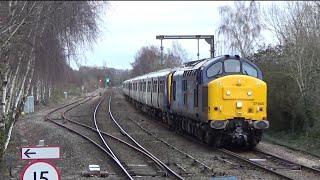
20 160 60 180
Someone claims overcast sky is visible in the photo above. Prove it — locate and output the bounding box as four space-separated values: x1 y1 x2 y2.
72 1 276 70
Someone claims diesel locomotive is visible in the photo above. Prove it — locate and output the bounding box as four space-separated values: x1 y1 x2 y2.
122 55 269 148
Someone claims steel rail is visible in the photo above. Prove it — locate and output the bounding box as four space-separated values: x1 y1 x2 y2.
61 103 168 175
255 149 320 174
108 97 184 180
60 94 171 178
217 148 293 180
45 97 132 179
127 117 213 172
47 115 122 167
93 95 134 180
44 97 88 120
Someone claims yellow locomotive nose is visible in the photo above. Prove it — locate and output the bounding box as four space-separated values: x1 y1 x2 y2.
207 75 267 122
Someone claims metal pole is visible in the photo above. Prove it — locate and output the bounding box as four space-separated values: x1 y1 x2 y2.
160 39 163 66
197 38 199 60
210 37 215 58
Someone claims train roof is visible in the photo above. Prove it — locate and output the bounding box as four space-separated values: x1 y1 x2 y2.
123 68 173 83
123 55 262 83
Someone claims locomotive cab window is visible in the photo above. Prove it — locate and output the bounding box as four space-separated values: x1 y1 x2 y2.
242 62 258 77
206 62 222 77
224 59 240 73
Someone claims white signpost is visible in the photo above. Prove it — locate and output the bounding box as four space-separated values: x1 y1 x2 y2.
21 161 60 180
20 145 61 180
21 147 60 160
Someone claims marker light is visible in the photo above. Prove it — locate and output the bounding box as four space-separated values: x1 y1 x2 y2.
247 91 252 96
236 101 243 109
236 79 241 86
257 106 263 112
226 90 231 96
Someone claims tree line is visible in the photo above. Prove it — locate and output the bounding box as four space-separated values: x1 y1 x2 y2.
217 1 320 136
0 1 105 154
130 42 189 77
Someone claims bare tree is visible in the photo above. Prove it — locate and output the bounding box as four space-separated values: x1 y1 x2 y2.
264 1 320 131
217 1 263 58
0 1 106 154
130 42 188 77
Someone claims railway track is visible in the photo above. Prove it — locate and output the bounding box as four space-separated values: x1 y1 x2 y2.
126 116 215 174
132 113 320 180
49 92 183 179
107 96 184 179
45 95 128 178
124 95 320 180
217 148 320 180
47 90 320 180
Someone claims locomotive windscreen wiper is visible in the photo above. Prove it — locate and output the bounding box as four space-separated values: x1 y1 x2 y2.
243 69 249 75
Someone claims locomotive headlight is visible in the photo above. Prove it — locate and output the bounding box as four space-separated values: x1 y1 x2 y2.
226 90 231 96
247 91 252 96
236 101 243 109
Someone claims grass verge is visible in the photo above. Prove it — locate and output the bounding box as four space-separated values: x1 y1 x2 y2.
263 131 320 158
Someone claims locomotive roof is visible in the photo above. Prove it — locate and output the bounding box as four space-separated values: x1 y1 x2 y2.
123 57 219 83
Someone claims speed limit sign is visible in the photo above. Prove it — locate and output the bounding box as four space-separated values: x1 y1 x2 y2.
21 160 60 180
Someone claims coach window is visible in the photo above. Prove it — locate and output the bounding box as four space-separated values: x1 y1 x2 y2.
147 81 151 92
206 62 222 77
159 80 164 93
153 80 158 93
224 59 240 73
242 62 258 77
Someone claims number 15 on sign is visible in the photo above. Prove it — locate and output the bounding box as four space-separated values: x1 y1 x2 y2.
21 161 60 180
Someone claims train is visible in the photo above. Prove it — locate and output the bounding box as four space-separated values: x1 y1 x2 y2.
122 55 269 149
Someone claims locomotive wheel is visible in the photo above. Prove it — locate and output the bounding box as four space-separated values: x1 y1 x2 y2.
205 132 214 145
167 114 175 131
214 135 223 148
205 131 223 147
246 136 260 150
